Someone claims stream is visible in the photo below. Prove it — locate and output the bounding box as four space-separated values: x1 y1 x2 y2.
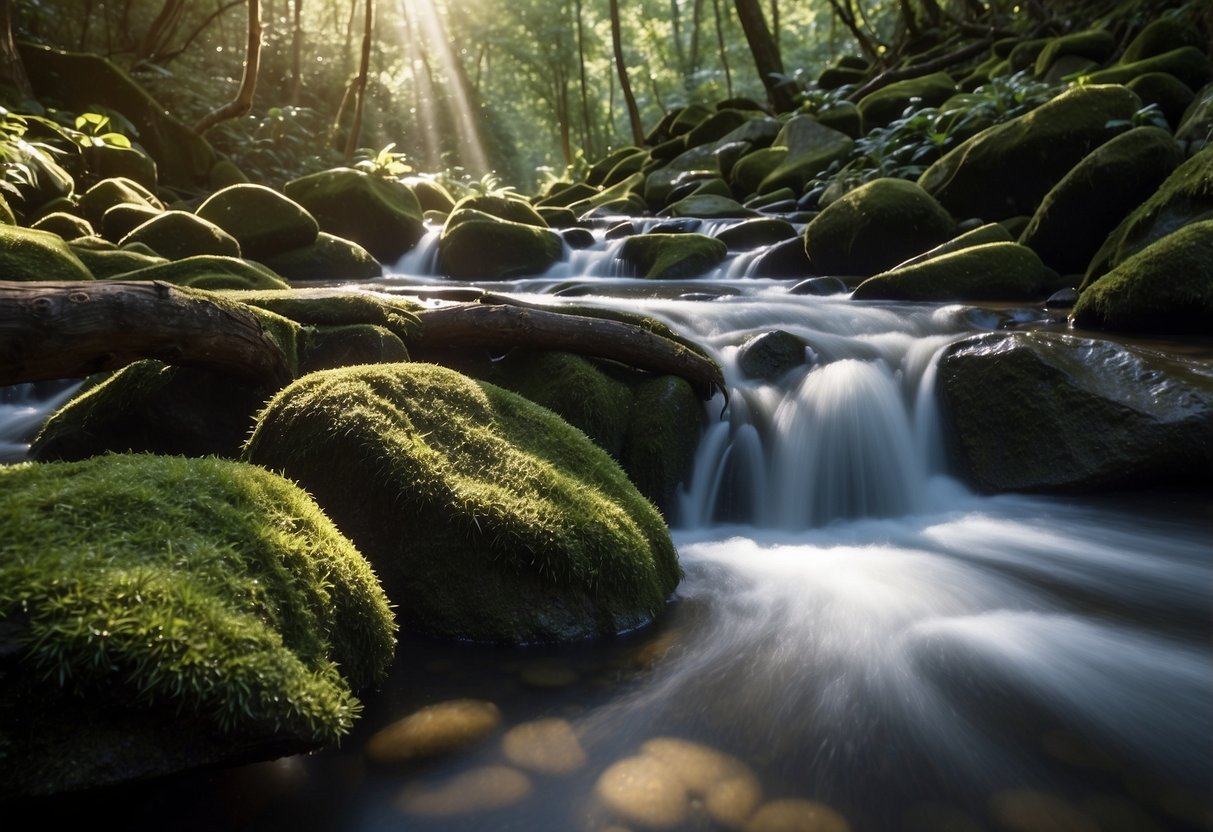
6 223 1211 831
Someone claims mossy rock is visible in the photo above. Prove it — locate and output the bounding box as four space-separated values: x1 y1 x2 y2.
101 202 162 242
450 194 547 227
243 362 681 643
195 184 318 260
1177 82 1213 155
919 84 1141 220
622 375 705 514
119 209 242 260
714 217 796 250
1121 17 1207 64
1127 72 1195 129
214 288 423 341
857 72 956 131
83 143 158 192
587 146 645 187
1006 37 1052 73
298 324 409 373
259 232 382 281
663 194 758 219
852 241 1052 301
0 453 395 798
68 243 167 278
78 176 163 229
603 150 650 187
209 159 249 189
937 331 1213 493
684 110 751 149
736 329 808 380
567 172 646 216
619 233 728 279
438 210 563 280
535 182 599 210
804 178 954 277
30 211 93 240
730 146 789 197
814 102 863 139
817 64 867 90
644 145 721 207
670 103 715 136
689 178 734 199
0 224 94 281
1071 219 1213 334
537 206 579 228
31 361 275 461
1032 29 1115 78
19 44 217 188
892 222 1014 269
1083 144 1213 287
1021 126 1182 276
115 254 290 291
758 116 854 195
284 168 425 262
405 176 457 213
1084 47 1213 91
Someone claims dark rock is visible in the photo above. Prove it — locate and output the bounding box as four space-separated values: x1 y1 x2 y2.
790 276 848 295
619 233 728 279
852 242 1052 301
751 237 814 278
715 217 796 250
562 227 596 249
737 330 809 380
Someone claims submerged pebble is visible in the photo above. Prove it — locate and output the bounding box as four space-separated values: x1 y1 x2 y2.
395 765 531 816
364 698 501 764
502 717 588 775
743 798 851 832
990 789 1098 832
596 755 690 829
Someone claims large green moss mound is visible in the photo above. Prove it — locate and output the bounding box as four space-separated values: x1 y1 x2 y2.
259 232 382 281
284 168 425 262
852 242 1052 301
120 209 242 260
0 454 396 797
619 233 728 279
0 224 94 281
857 71 956 130
243 363 681 644
116 254 290 291
757 116 854 195
438 210 563 279
195 184 319 260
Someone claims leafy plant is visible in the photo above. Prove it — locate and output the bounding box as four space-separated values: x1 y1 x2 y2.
352 142 414 178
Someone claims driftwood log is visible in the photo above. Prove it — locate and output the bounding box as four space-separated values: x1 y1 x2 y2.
0 280 293 386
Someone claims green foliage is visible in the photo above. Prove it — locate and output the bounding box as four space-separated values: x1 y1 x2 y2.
207 106 345 190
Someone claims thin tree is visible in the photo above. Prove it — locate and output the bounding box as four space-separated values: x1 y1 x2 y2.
711 0 733 98
194 0 263 134
0 0 31 100
343 0 372 157
574 0 593 158
609 0 644 145
288 0 304 104
733 0 794 111
136 0 187 63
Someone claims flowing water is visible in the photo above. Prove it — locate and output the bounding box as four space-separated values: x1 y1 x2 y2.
7 225 1212 831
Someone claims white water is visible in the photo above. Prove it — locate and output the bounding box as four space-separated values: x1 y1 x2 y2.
9 232 1212 831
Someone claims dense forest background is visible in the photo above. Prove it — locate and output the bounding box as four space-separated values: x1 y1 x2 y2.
4 0 1210 191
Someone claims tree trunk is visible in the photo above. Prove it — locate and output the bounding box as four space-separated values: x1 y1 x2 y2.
136 0 187 63
574 0 593 158
0 0 30 100
343 0 373 158
411 304 725 399
0 281 292 387
769 0 780 63
670 0 687 86
610 0 645 146
688 0 704 81
711 0 733 98
288 0 304 104
194 0 263 134
732 0 794 111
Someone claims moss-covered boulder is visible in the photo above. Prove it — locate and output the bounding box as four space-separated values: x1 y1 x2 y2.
69 242 166 278
1032 29 1116 78
116 254 290 291
1071 220 1213 335
893 222 1014 269
804 178 954 276
621 375 705 514
1084 47 1213 91
284 168 425 263
1177 83 1213 154
730 146 789 197
937 331 1213 492
452 194 548 227
918 84 1141 220
1122 17 1207 64
243 362 681 643
662 194 758 219
685 109 752 149
714 217 797 250
857 72 956 130
587 146 646 186
1020 126 1182 275
536 182 600 210
851 242 1052 301
758 116 854 195
101 202 162 242
259 232 382 281
298 324 409 373
30 211 93 241
0 224 94 281
195 184 317 260
0 454 395 798
814 101 863 139
619 233 727 279
405 176 457 213
119 210 242 260
1083 144 1213 287
215 288 423 341
438 209 563 280
84 143 158 192
78 176 163 229
1128 72 1196 129
736 329 808 380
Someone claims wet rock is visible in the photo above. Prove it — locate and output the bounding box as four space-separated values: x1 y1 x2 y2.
1044 288 1078 310
731 147 788 198
78 176 163 229
285 167 425 261
758 116 854 195
743 798 851 832
114 254 289 290
196 183 318 259
715 217 796 251
563 227 596 249
1084 46 1212 91
814 102 863 139
396 766 531 816
622 375 706 514
101 202 162 242
790 276 848 295
1128 72 1196 129
365 699 502 764
651 218 702 234
502 718 587 775
857 71 956 130
438 209 563 280
619 233 727 279
607 220 637 240
853 242 1051 302
1032 30 1115 79
737 330 808 380
259 232 382 281
751 237 814 278
892 222 1013 270
642 737 763 828
596 755 690 829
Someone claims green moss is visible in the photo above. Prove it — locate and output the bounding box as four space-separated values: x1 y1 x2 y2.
85 143 158 191
730 146 788 197
1084 47 1213 91
535 182 599 210
69 244 166 278
1006 37 1051 73
919 84 1141 220
602 151 649 187
195 184 318 260
685 110 751 149
120 209 242 259
258 232 382 281
758 116 854 195
894 222 1013 269
1127 72 1196 129
116 254 290 291
714 217 797 250
216 288 423 340
663 194 757 218
566 172 646 216
243 363 681 643
852 241 1051 301
804 178 955 276
30 211 93 240
0 224 94 280
818 64 867 90
284 168 424 262
619 233 728 279
77 176 162 229
101 202 162 242
1033 30 1115 78
298 324 409 373
1121 17 1207 64
537 206 579 227
1072 219 1213 334
0 454 395 793
857 71 957 130
814 101 863 139
586 146 645 187
438 211 563 279
405 176 457 213
622 375 706 514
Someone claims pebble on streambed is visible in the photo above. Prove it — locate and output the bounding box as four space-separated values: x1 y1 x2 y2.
394 765 532 817
363 698 502 764
501 718 588 776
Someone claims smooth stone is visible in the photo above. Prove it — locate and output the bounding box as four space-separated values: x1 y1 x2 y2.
789 276 848 296
562 227 596 249
990 789 1099 832
501 718 587 775
1044 288 1078 310
606 221 636 240
395 765 531 817
650 218 701 234
743 799 851 832
364 699 501 764
596 755 689 829
642 737 763 828
519 659 579 689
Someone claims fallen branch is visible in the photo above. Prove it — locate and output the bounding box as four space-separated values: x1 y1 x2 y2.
0 280 292 386
412 303 726 400
848 34 995 101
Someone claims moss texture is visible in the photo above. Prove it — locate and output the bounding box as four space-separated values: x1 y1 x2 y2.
621 375 705 514
1127 72 1196 129
0 454 396 796
1084 47 1213 91
1032 29 1115 77
1020 126 1182 275
30 211 93 240
243 362 681 644
284 168 425 262
1071 219 1213 334
0 224 94 281
193 184 318 260
77 176 163 229
69 243 166 277
215 288 423 340
298 324 410 373
714 217 797 250
116 254 290 290
805 178 955 276
857 71 957 130
918 84 1141 220
619 233 728 279
1121 17 1207 64
259 232 382 281
120 210 243 260
757 116 854 195
852 241 1051 301
438 210 563 279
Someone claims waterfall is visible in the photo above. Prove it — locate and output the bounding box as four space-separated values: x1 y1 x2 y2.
0 381 82 463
